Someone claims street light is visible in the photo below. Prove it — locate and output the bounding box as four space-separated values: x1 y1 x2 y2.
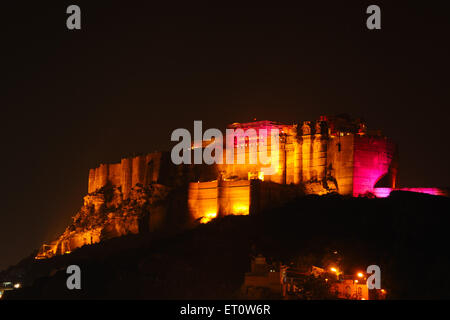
330 267 340 280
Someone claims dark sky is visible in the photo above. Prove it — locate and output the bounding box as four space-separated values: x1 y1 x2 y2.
1 1 449 270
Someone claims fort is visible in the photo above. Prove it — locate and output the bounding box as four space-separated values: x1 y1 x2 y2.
35 114 448 259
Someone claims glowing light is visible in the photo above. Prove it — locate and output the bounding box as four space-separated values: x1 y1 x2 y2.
200 212 217 224
357 272 364 278
232 204 249 215
354 280 358 283
352 138 395 196
258 171 264 181
329 267 342 279
13 283 21 289
373 187 447 198
381 289 386 294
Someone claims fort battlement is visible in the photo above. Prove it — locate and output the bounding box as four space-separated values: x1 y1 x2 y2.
36 114 447 260
88 152 164 199
85 115 401 226
87 115 399 199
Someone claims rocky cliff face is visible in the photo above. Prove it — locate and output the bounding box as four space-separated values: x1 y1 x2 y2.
36 183 171 259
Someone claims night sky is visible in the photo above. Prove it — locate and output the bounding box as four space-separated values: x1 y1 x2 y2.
1 1 449 270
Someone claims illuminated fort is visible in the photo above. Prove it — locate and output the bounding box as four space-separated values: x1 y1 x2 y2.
35 114 448 259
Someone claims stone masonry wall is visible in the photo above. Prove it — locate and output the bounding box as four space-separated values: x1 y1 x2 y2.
88 152 164 199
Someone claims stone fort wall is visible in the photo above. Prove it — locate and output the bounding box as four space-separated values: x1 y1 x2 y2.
188 179 299 221
88 152 164 199
86 117 401 220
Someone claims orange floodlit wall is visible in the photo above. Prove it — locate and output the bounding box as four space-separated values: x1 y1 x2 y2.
219 180 251 216
88 152 163 198
188 181 219 223
325 134 355 195
65 228 102 251
188 179 298 222
188 180 251 222
218 121 297 185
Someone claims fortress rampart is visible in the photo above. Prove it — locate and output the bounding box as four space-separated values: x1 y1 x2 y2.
88 152 164 198
86 116 401 222
211 117 398 197
36 114 448 260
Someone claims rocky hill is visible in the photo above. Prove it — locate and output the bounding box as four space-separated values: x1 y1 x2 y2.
2 191 450 299
34 182 191 260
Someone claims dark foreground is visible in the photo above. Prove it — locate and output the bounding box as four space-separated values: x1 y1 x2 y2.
1 191 450 299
